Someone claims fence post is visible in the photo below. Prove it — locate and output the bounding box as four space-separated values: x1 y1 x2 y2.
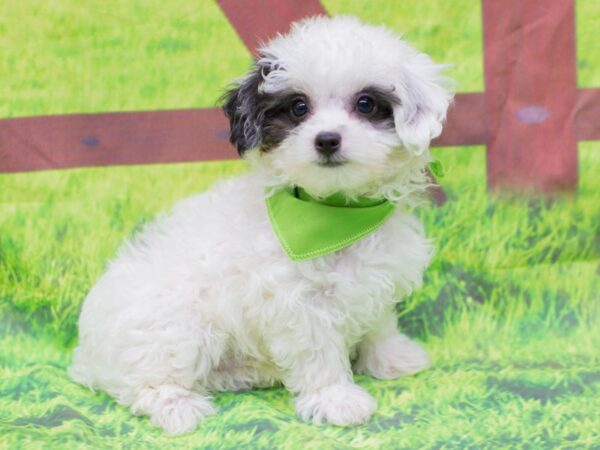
482 0 578 192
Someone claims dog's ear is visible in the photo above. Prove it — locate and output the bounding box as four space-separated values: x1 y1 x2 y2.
222 63 266 155
393 54 453 156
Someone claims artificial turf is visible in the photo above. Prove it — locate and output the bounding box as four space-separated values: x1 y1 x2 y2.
1 0 600 448
0 0 251 118
1 144 598 449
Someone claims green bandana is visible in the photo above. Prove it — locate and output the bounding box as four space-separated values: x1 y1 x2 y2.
266 187 395 261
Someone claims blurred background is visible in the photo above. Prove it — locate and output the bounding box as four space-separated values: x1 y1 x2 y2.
0 1 599 448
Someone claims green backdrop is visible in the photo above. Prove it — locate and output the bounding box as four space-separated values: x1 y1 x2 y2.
1 1 599 448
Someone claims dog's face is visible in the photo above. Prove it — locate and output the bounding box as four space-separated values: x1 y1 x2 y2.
223 16 452 199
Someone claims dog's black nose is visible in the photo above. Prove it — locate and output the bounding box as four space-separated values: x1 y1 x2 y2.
315 132 341 157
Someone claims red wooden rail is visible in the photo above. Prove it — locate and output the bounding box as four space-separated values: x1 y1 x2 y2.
0 0 598 194
483 0 578 192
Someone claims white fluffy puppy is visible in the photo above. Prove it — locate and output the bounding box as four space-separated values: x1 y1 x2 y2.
70 16 452 435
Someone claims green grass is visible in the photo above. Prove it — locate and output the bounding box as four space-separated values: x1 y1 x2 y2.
1 0 597 119
577 0 600 87
1 1 600 448
0 0 251 118
1 144 599 449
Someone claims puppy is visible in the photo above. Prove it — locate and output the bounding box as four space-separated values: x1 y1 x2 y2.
69 16 452 435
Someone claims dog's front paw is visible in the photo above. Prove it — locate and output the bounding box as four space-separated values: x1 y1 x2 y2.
295 382 377 426
355 333 430 379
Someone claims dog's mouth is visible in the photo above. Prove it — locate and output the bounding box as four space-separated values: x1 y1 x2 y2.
317 159 348 168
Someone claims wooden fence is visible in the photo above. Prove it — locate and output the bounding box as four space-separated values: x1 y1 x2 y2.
0 0 598 194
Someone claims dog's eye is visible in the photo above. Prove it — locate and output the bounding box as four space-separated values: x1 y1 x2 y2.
291 99 308 117
356 95 376 114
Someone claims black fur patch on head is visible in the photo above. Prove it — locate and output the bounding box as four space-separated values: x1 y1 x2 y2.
222 63 309 155
261 94 310 152
353 86 400 129
221 65 264 155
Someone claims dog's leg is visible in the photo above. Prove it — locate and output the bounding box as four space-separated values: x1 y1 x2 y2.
270 328 376 426
354 312 430 379
83 318 227 435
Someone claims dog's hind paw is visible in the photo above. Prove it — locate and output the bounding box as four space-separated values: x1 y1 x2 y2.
131 385 215 435
355 333 430 379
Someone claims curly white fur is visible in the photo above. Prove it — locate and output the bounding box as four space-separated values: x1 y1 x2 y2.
69 15 452 434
